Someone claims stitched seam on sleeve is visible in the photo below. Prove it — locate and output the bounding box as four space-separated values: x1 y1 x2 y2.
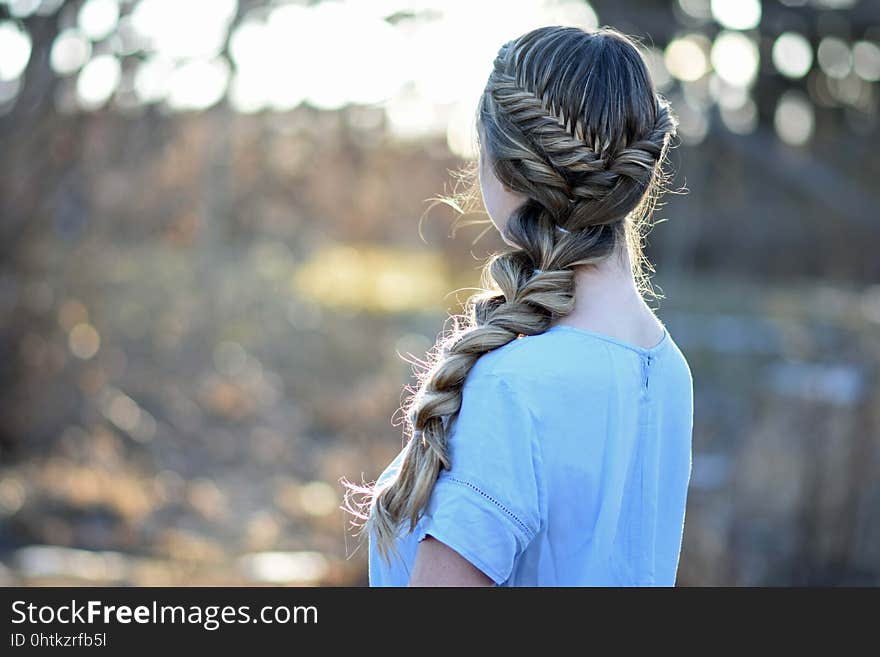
442 475 535 542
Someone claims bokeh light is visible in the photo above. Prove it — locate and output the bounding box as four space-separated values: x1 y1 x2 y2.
133 54 173 103
1 0 641 146
720 97 758 134
772 32 813 79
5 0 41 19
131 0 237 60
77 0 120 42
711 31 760 87
853 41 880 82
76 53 121 109
50 29 92 76
710 0 761 31
292 244 451 313
665 34 711 82
68 323 101 359
817 36 852 79
677 0 712 21
166 57 230 111
774 90 815 145
0 20 31 81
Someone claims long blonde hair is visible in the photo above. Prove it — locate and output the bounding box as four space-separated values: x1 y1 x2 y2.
343 25 678 564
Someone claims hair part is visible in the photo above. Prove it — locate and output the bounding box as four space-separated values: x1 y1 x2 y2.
343 25 679 564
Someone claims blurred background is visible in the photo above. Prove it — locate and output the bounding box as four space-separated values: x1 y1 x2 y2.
0 0 878 586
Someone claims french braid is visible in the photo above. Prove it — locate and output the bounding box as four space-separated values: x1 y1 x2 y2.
344 25 678 564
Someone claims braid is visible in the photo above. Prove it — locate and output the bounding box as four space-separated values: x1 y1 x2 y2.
488 68 676 227
605 99 677 180
358 246 575 564
342 26 678 565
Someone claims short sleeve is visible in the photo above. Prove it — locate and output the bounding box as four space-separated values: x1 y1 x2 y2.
416 371 543 585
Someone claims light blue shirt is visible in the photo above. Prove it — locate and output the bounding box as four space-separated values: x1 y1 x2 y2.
368 323 694 586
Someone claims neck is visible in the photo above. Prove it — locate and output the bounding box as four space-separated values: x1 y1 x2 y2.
565 244 648 324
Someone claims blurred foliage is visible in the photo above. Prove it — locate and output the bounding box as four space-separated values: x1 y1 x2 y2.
0 0 878 586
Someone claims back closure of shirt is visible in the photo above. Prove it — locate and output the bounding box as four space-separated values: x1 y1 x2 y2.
641 354 653 391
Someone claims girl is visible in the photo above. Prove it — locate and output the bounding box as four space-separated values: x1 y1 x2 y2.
345 25 693 586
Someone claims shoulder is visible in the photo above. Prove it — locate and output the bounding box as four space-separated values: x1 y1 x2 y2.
666 334 694 397
465 329 616 397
